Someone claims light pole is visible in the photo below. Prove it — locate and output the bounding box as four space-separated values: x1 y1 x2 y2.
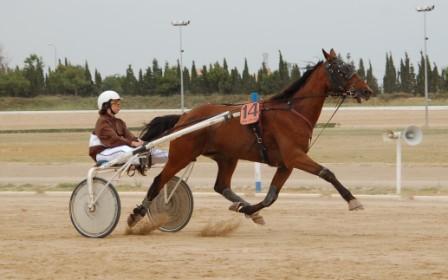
48 43 58 70
416 4 435 128
171 20 190 113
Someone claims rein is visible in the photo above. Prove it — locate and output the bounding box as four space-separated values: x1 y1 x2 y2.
308 95 346 150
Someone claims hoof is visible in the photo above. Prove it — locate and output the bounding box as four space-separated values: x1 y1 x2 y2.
246 212 265 225
348 199 364 211
127 205 148 227
229 202 243 212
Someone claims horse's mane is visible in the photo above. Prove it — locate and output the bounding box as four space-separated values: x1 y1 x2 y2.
269 61 323 101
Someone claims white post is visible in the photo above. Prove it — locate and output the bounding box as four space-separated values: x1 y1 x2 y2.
423 11 429 128
395 136 402 195
171 20 190 113
179 26 184 113
416 5 435 128
254 163 262 193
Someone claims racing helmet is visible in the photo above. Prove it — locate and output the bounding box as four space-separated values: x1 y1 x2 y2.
97 90 121 110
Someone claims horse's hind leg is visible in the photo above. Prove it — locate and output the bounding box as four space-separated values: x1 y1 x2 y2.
213 157 268 225
238 165 292 217
213 157 248 205
127 144 199 227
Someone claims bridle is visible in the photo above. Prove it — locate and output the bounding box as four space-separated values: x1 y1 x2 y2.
324 58 358 98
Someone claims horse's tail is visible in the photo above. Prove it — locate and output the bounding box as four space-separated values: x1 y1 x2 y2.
139 114 181 142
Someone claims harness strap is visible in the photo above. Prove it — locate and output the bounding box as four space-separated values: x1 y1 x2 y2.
249 122 270 164
289 106 313 132
263 101 314 141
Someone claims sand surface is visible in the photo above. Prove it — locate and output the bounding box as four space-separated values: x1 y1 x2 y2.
0 193 447 280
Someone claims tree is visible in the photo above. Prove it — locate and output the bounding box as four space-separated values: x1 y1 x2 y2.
416 52 426 96
278 51 289 85
429 63 441 93
257 62 276 95
357 59 366 80
101 75 124 93
154 62 179 96
441 67 448 93
122 65 138 95
241 58 255 93
366 61 380 94
0 46 7 73
183 66 191 93
141 66 155 95
94 69 102 91
190 61 199 93
383 52 398 93
229 67 242 94
46 64 92 96
137 69 144 95
0 69 31 97
290 64 301 82
82 61 95 96
398 53 416 94
23 54 45 96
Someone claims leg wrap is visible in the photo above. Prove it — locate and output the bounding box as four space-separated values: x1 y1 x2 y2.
261 185 278 207
318 167 355 202
146 175 161 201
141 197 151 209
222 188 250 206
318 167 336 182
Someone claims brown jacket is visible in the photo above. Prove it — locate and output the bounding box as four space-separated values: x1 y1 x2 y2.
89 114 138 161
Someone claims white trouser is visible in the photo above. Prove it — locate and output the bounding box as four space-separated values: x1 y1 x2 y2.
96 145 168 165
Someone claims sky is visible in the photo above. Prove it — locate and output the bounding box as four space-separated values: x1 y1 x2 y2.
0 0 446 82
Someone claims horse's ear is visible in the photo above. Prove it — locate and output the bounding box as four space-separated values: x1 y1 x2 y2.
322 49 330 60
329 49 337 58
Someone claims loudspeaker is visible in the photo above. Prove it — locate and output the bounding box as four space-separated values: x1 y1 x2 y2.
402 125 423 146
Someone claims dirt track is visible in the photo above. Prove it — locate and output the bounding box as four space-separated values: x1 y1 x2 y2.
1 108 448 279
1 193 447 280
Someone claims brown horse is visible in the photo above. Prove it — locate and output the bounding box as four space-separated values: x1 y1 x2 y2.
128 49 373 227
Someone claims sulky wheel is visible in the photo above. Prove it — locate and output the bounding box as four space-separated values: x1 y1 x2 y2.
69 177 121 238
149 176 194 232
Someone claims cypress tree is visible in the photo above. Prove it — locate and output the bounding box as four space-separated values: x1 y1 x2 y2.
430 63 440 93
242 58 251 92
399 53 415 93
383 53 398 93
366 61 379 94
94 69 102 89
290 64 301 82
441 68 448 93
142 66 154 95
416 52 425 96
84 62 92 84
183 66 190 93
357 59 366 80
137 69 144 95
278 51 289 84
230 67 242 94
190 61 199 93
123 64 138 95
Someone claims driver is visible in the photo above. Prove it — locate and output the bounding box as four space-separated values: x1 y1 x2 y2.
89 90 168 171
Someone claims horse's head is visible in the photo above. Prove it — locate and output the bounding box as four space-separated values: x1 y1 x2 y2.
322 49 373 103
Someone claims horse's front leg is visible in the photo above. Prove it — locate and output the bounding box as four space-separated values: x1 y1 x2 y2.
237 166 292 219
287 152 363 211
318 167 363 210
